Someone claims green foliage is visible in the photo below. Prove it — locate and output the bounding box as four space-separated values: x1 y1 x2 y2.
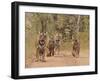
79 15 89 32
25 13 89 41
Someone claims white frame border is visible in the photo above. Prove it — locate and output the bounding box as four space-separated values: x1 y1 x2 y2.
19 5 95 76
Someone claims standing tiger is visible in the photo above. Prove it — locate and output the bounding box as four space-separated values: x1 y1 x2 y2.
72 39 80 58
35 32 46 62
47 36 55 57
55 35 60 55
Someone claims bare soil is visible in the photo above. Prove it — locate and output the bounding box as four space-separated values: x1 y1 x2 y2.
25 50 89 68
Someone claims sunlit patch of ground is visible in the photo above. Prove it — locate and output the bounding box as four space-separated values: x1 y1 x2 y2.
25 50 89 68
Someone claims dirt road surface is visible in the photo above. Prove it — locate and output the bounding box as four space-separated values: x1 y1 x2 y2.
25 50 89 68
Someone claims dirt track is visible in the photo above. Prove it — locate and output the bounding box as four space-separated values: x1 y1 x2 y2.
25 50 89 68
